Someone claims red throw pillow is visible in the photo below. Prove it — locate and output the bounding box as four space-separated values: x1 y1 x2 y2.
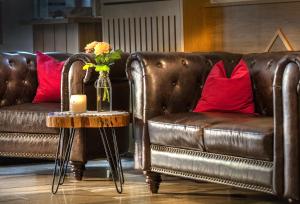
193 59 255 114
32 51 65 103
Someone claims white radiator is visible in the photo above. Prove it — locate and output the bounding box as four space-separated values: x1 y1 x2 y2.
101 0 183 52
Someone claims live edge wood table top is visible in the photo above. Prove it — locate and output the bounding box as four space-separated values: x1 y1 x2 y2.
46 111 130 128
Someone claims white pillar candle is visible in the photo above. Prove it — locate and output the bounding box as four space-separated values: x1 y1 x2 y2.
70 95 87 113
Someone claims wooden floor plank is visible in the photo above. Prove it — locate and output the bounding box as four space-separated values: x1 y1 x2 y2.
0 159 282 204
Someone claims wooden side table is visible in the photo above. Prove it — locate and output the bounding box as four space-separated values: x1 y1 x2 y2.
46 111 129 194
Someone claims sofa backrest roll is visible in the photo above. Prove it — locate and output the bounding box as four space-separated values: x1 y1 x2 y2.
241 52 292 116
0 52 70 108
127 52 248 120
127 51 300 120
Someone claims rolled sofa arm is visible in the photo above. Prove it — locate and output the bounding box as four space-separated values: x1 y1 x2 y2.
126 52 210 170
61 53 94 111
273 55 300 200
60 53 95 163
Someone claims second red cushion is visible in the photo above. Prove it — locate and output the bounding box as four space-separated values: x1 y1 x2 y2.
193 59 255 114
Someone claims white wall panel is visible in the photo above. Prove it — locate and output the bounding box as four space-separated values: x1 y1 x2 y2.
101 0 182 52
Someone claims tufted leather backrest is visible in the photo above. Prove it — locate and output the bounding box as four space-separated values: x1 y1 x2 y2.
127 51 300 120
199 52 300 116
0 52 71 108
242 51 300 116
127 52 244 120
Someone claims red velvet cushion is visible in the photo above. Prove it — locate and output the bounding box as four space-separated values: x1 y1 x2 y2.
32 51 65 103
193 59 255 114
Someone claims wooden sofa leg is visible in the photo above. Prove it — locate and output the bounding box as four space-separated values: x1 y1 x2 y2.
70 161 86 180
144 171 162 193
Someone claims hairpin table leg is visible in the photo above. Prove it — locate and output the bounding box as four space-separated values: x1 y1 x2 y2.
112 128 124 184
98 128 124 193
52 128 75 194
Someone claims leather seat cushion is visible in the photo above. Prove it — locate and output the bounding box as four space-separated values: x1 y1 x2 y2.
148 112 273 161
204 116 273 161
148 112 253 151
0 103 60 134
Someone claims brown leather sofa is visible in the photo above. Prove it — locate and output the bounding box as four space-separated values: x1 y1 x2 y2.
126 51 300 201
0 52 130 180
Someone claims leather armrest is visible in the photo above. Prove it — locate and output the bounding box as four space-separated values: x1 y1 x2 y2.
126 52 210 170
60 53 94 163
61 53 94 111
273 55 300 199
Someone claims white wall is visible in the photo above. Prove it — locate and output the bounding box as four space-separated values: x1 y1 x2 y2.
0 0 34 52
101 0 183 52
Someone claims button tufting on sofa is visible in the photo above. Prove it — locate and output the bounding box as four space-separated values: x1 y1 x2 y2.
26 59 32 64
181 59 188 66
8 60 14 67
0 99 6 106
206 59 213 66
156 61 162 68
267 59 273 68
0 52 131 182
126 51 300 200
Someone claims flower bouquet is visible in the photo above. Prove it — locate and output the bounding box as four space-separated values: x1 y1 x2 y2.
83 41 122 111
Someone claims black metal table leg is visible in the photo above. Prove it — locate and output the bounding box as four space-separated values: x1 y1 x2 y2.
98 128 124 193
111 128 124 185
51 128 75 194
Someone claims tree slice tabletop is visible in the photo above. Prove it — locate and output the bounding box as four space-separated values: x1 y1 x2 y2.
46 111 130 128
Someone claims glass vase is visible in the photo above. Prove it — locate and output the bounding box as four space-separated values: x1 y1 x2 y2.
95 71 112 112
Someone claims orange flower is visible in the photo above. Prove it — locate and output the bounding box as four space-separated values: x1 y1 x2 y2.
94 42 111 55
84 41 99 54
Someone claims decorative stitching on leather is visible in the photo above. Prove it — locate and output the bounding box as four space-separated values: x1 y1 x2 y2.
150 144 273 168
149 120 207 129
0 133 58 158
205 128 273 136
150 166 273 194
0 133 58 140
0 151 55 159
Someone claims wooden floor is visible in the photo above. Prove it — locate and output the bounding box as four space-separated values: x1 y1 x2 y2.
0 158 284 204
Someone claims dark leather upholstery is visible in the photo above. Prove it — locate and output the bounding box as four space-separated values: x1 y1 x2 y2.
148 112 245 150
148 112 208 151
126 51 300 201
148 112 273 161
0 52 130 179
0 103 60 134
0 52 71 160
0 132 58 159
241 52 297 116
0 52 38 108
273 55 300 198
204 116 273 161
151 145 273 189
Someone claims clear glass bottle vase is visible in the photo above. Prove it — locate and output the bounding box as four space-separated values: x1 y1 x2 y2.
95 71 112 112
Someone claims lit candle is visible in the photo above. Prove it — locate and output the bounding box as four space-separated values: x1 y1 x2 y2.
69 95 87 113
